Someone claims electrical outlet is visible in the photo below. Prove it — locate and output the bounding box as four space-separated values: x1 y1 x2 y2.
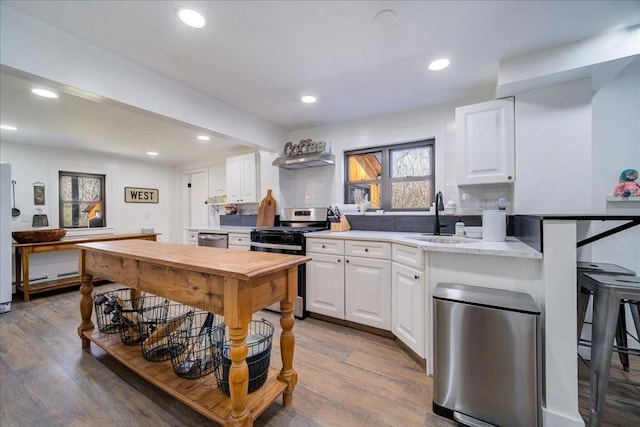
21 214 32 223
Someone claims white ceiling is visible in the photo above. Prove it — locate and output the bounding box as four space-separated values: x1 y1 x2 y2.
1 0 639 165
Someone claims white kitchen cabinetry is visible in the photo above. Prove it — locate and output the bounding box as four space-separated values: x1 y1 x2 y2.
228 232 250 251
306 252 345 318
226 153 258 203
391 243 426 357
306 238 345 318
184 230 199 245
456 98 515 185
344 241 391 330
306 238 391 330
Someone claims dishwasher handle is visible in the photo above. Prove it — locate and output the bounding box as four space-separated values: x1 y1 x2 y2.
197 233 229 248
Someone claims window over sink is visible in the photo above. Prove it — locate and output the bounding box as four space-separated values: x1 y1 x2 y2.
344 139 434 211
59 171 106 228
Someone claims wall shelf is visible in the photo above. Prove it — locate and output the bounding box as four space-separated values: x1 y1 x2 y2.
606 196 640 202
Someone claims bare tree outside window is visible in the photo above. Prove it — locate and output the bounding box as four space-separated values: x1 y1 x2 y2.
59 171 106 228
345 140 434 211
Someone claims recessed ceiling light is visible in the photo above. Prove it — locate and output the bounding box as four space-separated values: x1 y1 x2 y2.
146 151 159 156
178 9 206 28
0 124 18 131
197 135 210 141
32 88 59 98
428 58 450 71
301 95 317 104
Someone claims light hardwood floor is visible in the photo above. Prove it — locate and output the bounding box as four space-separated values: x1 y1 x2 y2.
1 284 638 426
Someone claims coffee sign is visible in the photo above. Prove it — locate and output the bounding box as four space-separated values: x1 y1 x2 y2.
124 187 159 203
283 139 327 158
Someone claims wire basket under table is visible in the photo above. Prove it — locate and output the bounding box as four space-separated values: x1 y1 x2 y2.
169 312 225 379
118 295 170 346
140 304 195 362
215 319 274 395
93 288 146 334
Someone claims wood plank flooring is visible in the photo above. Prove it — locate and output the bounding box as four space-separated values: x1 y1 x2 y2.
1 284 638 426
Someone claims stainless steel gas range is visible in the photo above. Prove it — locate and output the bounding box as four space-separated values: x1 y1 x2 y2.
250 207 329 318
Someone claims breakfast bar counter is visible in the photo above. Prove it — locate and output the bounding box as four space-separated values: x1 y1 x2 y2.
76 240 310 426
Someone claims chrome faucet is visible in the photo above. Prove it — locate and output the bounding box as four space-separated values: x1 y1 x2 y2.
433 191 444 235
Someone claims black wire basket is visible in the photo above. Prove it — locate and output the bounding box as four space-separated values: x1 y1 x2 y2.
215 319 274 396
93 288 146 334
168 312 225 379
118 295 170 346
140 305 195 362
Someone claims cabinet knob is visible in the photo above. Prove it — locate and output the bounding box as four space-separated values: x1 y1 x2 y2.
364 248 369 252
337 258 341 263
322 245 326 249
507 176 513 180
414 275 420 280
346 259 350 263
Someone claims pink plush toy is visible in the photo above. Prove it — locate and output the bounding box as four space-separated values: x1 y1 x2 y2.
614 168 640 197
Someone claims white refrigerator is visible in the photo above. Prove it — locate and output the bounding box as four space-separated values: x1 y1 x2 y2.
0 163 12 313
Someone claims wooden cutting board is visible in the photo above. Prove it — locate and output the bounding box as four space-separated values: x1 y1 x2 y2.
256 189 276 227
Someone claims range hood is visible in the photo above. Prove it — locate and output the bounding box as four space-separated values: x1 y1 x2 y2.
272 152 336 169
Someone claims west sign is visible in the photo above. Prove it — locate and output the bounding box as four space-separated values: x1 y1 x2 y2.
124 187 159 203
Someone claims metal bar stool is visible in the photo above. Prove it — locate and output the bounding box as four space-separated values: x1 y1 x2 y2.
580 273 640 427
577 262 637 371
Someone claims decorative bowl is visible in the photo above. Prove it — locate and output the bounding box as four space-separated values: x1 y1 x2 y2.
12 229 67 244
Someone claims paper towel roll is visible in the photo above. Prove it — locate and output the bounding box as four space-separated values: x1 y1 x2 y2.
482 210 507 242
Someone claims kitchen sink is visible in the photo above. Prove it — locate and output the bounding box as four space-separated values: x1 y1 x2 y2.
409 235 480 244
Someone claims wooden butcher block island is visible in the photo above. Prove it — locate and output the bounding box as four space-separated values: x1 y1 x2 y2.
76 240 310 426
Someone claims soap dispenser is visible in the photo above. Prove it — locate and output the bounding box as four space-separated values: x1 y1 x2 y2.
455 217 465 236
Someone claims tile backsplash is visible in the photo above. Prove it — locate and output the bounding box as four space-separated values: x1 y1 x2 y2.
456 184 514 214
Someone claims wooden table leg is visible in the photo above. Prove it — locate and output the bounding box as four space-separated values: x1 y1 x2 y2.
14 247 22 297
278 266 298 406
225 279 252 427
77 272 95 349
21 248 30 302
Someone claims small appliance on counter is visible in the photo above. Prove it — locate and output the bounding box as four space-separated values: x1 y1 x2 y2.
482 198 508 242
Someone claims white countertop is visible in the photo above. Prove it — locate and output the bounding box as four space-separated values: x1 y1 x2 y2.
306 230 542 259
185 226 254 233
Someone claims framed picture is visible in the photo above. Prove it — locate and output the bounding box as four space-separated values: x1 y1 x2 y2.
33 182 45 205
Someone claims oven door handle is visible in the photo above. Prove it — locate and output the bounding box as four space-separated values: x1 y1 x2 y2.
250 242 303 251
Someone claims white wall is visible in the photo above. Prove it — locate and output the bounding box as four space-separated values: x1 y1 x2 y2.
1 141 178 242
514 79 594 214
283 92 512 210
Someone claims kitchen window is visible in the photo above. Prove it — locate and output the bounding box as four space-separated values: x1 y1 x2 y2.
344 139 434 211
59 171 106 228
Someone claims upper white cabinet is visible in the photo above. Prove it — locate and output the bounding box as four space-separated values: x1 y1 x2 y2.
226 153 258 203
455 98 515 185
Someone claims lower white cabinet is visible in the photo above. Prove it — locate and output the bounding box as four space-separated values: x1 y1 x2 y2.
306 238 391 330
345 256 391 329
228 232 250 251
306 252 345 318
391 262 425 357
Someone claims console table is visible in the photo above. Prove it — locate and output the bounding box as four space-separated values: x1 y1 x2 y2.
13 233 159 302
76 239 309 426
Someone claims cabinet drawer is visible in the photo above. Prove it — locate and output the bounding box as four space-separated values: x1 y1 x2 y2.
345 240 391 259
306 238 345 255
228 233 250 246
392 243 425 269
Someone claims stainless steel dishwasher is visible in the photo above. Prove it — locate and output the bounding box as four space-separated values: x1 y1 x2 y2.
197 232 228 248
433 283 541 427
